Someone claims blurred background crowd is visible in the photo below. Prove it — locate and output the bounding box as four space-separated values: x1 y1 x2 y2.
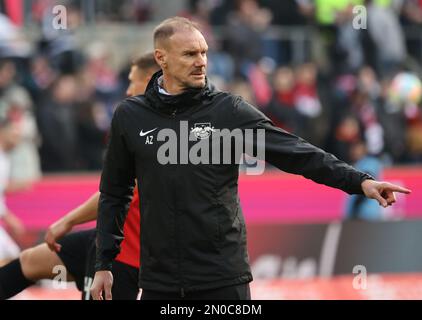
1 0 422 181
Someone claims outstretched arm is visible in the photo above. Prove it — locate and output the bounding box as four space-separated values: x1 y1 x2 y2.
44 192 100 252
234 96 412 202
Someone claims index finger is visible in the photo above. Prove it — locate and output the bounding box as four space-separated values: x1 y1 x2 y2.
386 184 412 194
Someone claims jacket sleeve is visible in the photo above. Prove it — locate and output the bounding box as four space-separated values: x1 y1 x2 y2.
95 103 136 271
233 96 373 195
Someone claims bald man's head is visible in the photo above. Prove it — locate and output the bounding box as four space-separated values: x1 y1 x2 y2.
153 16 202 49
153 17 208 94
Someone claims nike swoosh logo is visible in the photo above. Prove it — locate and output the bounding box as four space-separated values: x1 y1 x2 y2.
139 128 158 136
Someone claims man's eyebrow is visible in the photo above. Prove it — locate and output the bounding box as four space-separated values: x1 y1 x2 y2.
182 47 208 54
182 49 197 54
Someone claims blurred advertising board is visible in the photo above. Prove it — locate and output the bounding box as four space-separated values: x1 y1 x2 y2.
248 220 422 279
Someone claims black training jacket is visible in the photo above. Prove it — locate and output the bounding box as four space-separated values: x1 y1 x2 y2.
95 70 372 294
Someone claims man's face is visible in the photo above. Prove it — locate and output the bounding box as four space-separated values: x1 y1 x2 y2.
126 65 152 97
158 28 208 90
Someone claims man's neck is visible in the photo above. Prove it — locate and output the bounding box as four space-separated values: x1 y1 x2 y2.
158 79 172 96
160 74 185 95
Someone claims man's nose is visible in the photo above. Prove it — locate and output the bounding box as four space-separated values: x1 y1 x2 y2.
195 54 206 67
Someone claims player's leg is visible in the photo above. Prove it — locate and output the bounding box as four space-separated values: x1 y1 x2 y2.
0 228 95 299
0 243 72 299
20 243 76 281
22 230 96 285
54 229 97 297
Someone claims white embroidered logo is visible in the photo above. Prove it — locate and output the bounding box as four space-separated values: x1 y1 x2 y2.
140 128 158 137
190 123 215 140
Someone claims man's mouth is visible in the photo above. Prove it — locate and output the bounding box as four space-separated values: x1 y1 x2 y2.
191 71 205 76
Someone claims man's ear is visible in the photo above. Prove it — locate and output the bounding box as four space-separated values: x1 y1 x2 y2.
154 49 167 69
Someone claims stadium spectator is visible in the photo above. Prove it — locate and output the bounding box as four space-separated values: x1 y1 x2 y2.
401 0 422 62
0 118 25 267
299 0 365 74
36 75 79 171
264 66 300 133
350 66 385 157
85 42 121 119
37 2 84 74
0 58 41 190
75 101 108 170
365 0 407 77
378 75 409 162
293 62 325 145
222 0 272 77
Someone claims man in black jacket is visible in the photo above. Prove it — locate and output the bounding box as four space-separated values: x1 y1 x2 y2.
91 17 411 300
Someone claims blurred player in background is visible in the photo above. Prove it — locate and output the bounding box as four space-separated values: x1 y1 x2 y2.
0 117 25 267
0 52 159 300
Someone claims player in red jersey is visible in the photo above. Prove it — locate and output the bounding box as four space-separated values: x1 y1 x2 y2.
0 53 159 300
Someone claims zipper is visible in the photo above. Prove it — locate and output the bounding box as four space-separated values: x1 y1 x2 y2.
165 115 183 299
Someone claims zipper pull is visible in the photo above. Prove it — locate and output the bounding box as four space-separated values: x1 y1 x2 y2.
172 109 177 117
181 288 185 298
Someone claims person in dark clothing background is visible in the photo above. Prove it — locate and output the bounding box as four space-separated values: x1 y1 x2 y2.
37 75 79 172
91 16 411 301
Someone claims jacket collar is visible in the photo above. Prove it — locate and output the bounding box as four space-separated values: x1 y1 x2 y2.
145 70 217 116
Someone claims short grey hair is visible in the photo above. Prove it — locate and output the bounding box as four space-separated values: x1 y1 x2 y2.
153 16 202 48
